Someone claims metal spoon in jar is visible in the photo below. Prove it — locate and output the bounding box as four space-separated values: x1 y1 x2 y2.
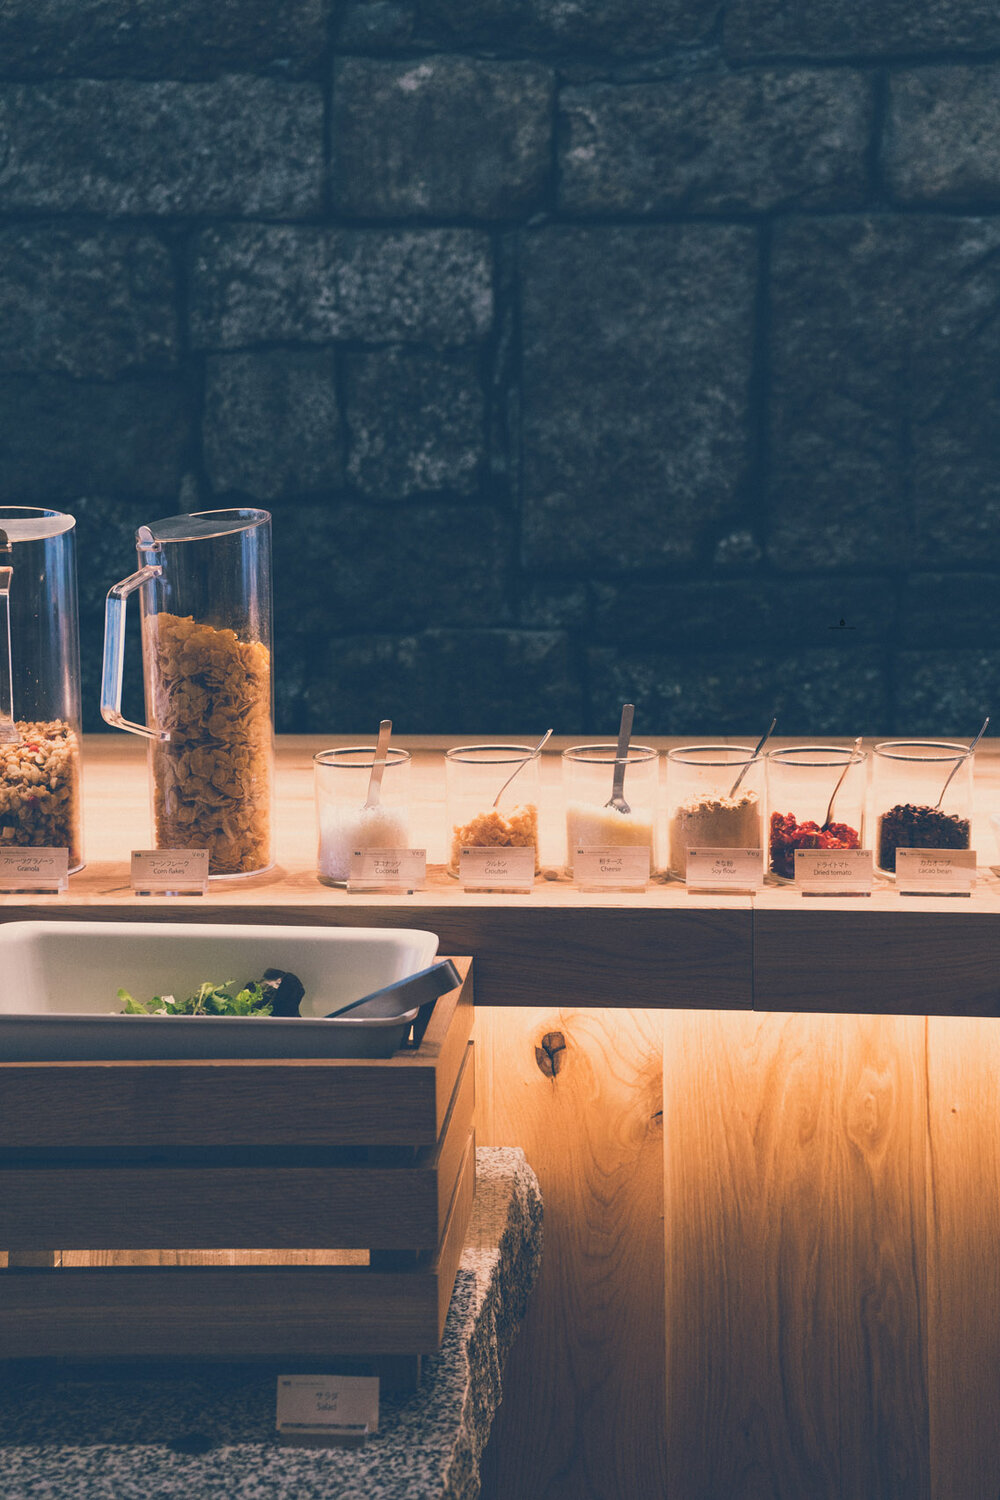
728 715 777 799
821 736 863 831
604 702 635 816
493 727 553 809
934 715 989 810
363 719 393 809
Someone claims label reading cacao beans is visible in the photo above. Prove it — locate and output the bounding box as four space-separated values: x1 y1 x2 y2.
895 848 976 895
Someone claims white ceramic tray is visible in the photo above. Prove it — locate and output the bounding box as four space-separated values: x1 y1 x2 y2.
0 920 439 1061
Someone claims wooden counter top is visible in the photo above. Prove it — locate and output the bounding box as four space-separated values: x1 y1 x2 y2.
2 735 998 1014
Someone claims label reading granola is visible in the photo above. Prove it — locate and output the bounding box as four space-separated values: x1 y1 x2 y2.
0 846 68 893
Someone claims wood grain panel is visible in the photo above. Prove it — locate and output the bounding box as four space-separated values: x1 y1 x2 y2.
476 1005 666 1500
925 1017 1000 1500
662 1009 930 1500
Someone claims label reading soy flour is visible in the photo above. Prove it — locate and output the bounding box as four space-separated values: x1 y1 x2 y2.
685 848 763 893
0 847 68 893
347 848 426 893
573 845 650 891
131 849 209 896
794 847 873 896
896 847 976 896
276 1374 379 1446
460 845 535 892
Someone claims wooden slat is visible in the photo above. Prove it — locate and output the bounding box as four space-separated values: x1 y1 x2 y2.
754 908 1000 1016
0 960 472 1150
477 1006 666 1500
0 1043 475 1251
925 1017 1000 1500
661 1009 929 1500
0 1140 476 1362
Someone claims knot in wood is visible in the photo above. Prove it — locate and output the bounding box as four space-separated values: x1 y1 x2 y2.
535 1030 566 1078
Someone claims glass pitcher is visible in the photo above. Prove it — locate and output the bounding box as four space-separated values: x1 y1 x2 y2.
101 509 274 879
0 507 84 870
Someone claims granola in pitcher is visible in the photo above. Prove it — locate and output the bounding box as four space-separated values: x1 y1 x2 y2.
0 719 82 866
144 612 271 876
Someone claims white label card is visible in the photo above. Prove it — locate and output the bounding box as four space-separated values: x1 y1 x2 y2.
573 845 650 890
276 1374 379 1443
347 848 426 893
0 846 68 893
794 847 873 896
895 848 976 896
685 847 763 892
460 845 535 892
131 849 209 895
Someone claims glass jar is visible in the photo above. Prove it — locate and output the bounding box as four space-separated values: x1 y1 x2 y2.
445 743 541 878
665 744 763 880
562 744 659 877
314 746 412 886
102 509 274 879
873 740 973 877
766 744 867 883
0 507 84 871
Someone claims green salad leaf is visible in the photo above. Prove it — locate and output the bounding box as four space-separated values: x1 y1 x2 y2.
118 980 273 1017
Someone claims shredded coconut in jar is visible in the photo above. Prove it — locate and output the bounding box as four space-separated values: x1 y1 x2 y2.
145 612 271 877
318 802 410 883
448 803 539 876
668 790 760 878
0 719 82 867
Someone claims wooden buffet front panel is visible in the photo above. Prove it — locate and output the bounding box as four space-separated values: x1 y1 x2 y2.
1 734 997 1016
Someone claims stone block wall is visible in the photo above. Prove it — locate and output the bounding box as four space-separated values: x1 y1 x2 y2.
1 0 997 735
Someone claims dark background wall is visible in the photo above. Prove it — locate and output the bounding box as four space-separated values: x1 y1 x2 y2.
1 0 998 735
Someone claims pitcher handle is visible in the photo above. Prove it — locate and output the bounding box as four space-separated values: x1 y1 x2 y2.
101 565 168 741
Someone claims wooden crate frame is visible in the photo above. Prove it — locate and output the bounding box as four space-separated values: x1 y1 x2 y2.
0 959 475 1369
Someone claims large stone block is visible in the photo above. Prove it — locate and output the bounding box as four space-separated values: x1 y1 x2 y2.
338 1 416 48
894 651 997 736
0 0 328 79
560 71 872 215
900 573 1000 646
0 375 190 502
419 0 719 55
190 226 493 348
588 645 888 735
332 57 553 219
204 351 342 501
272 500 511 641
592 576 894 648
302 628 581 733
725 0 1000 60
768 216 1000 571
0 79 322 215
521 225 755 572
886 67 1000 206
345 348 483 499
0 227 178 379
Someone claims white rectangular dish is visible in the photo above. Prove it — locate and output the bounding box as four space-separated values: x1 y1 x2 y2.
0 920 439 1061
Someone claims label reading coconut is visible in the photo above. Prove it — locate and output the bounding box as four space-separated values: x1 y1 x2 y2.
460 845 535 892
573 845 650 891
896 847 976 896
685 847 763 893
794 847 873 896
347 848 426 893
276 1374 379 1447
0 846 68 893
131 848 209 896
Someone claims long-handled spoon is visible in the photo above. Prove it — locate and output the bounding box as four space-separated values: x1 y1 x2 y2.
728 715 777 799
493 728 553 808
363 719 393 809
604 703 635 816
0 530 20 746
934 716 989 809
822 736 862 831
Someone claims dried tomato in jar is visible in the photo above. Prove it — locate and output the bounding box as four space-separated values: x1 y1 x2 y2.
768 810 861 881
